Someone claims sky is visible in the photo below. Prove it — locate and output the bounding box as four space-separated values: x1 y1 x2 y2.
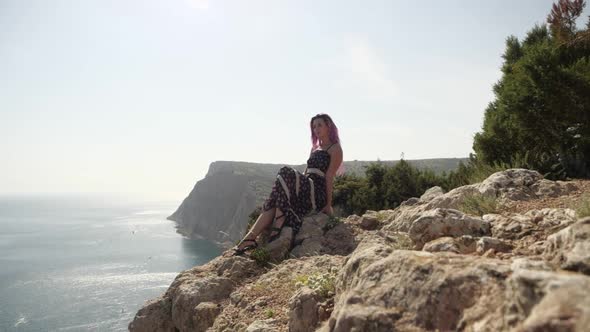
0 0 581 201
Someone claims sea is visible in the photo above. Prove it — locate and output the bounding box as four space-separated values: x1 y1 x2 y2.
0 194 222 332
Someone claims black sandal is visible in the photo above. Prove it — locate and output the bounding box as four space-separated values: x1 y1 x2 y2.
269 214 285 242
232 238 258 256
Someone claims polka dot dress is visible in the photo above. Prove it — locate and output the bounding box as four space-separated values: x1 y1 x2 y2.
262 148 332 234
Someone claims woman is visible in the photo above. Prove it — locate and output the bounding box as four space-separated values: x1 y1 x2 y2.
232 114 343 255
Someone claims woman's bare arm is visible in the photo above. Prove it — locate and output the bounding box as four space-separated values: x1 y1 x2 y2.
323 144 343 215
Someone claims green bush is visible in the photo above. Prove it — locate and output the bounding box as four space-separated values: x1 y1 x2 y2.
323 215 342 232
250 247 270 266
333 160 450 216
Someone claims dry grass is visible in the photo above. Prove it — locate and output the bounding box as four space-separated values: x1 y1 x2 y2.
501 179 590 215
213 256 344 332
576 194 590 218
459 194 500 216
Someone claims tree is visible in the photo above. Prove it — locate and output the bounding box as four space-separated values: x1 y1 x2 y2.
473 0 590 178
547 0 586 43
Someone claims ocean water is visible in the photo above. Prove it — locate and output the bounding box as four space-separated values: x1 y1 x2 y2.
0 195 222 332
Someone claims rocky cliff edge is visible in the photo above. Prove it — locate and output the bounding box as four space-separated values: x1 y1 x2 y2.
131 169 590 332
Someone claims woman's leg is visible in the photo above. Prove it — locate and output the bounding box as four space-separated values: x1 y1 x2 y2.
269 208 285 238
237 207 276 249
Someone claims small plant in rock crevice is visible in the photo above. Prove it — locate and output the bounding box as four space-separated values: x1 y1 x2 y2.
294 268 337 298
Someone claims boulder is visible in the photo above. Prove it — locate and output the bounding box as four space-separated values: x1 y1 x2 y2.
329 248 511 332
291 214 328 257
477 169 542 200
193 302 221 331
289 287 322 332
408 208 491 249
505 266 590 330
128 297 175 332
424 184 481 210
420 186 444 202
484 208 577 241
476 237 513 254
544 217 590 275
359 215 379 230
423 235 477 254
245 319 277 332
130 255 263 332
291 214 357 257
170 276 234 330
532 179 578 198
265 226 293 262
320 222 357 256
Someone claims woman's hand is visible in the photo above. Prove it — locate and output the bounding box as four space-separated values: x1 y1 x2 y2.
322 205 334 216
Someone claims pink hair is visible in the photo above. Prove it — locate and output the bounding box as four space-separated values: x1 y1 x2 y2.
310 113 340 149
310 113 345 175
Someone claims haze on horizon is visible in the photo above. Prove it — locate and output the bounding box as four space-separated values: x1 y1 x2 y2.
0 0 570 201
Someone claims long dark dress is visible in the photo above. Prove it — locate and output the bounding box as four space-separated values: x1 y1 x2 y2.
262 146 333 234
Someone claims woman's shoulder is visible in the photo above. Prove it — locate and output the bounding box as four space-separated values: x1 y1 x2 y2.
327 142 342 153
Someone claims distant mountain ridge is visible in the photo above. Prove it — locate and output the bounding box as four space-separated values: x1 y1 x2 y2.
168 158 467 245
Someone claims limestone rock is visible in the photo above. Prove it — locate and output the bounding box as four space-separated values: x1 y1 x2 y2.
476 237 513 254
295 214 329 243
408 208 491 249
289 287 322 332
544 217 590 275
133 169 588 332
336 233 396 292
193 302 221 332
420 186 444 202
320 222 357 256
526 208 578 230
130 255 264 332
291 214 328 257
359 215 379 230
212 255 344 332
477 169 542 200
128 297 175 332
290 214 357 257
531 179 578 198
518 284 590 332
400 197 420 206
245 319 277 332
344 214 361 223
424 184 481 210
505 267 590 330
423 235 477 254
384 170 575 237
327 304 403 332
422 237 459 253
485 208 577 241
170 276 234 330
381 203 427 233
329 240 590 332
330 248 511 332
510 258 552 272
265 226 293 262
216 256 260 281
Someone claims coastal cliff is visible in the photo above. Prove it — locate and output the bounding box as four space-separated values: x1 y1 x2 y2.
133 169 590 331
167 158 466 246
167 161 302 246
